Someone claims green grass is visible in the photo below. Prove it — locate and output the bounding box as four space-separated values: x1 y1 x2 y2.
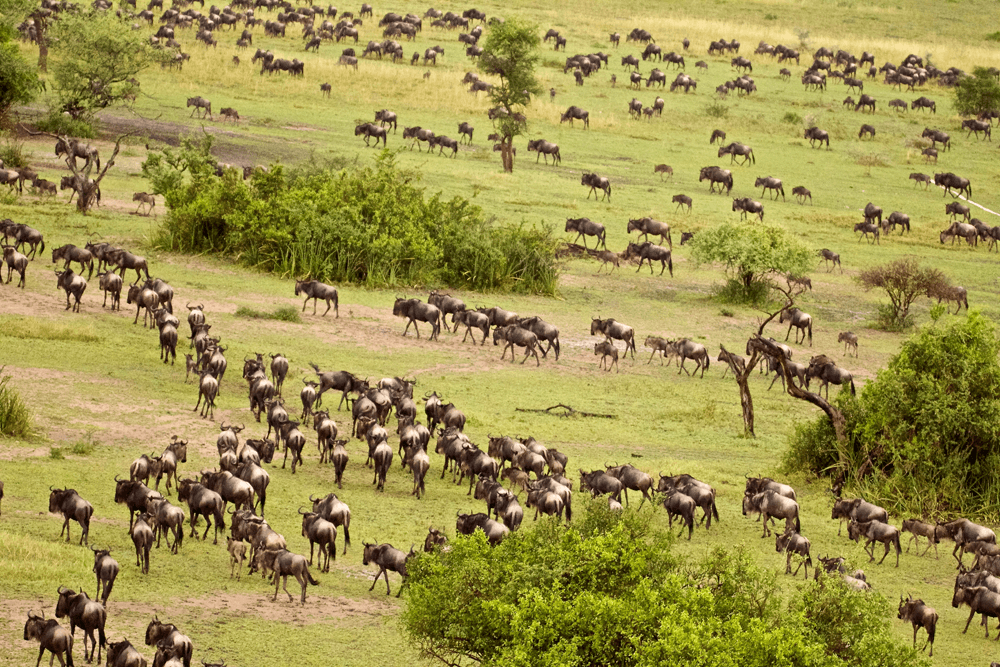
234 305 303 323
2 0 1000 664
0 373 32 439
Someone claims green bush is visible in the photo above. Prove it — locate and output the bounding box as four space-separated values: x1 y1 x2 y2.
35 110 97 138
0 372 31 438
235 305 302 323
145 139 559 295
784 313 1000 520
782 111 802 124
0 134 29 170
403 501 925 667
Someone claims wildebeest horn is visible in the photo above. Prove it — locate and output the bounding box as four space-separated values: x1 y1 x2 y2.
220 421 228 430
309 494 318 502
298 506 308 515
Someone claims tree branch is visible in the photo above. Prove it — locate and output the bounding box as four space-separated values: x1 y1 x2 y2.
515 404 616 419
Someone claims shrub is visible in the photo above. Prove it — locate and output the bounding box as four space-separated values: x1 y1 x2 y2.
782 111 802 124
403 500 925 667
235 305 302 323
0 134 29 170
954 66 1000 117
0 372 31 438
705 102 728 118
784 313 1000 520
855 257 950 329
145 139 559 295
34 110 97 138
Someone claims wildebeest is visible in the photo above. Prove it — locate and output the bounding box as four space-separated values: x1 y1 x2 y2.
699 166 733 194
884 211 911 234
710 130 726 146
754 176 784 200
935 172 972 198
2 244 27 288
940 518 996 567
804 126 830 148
743 491 800 537
453 309 490 345
901 519 947 558
393 297 442 340
848 519 902 567
779 307 812 345
55 269 87 313
594 340 619 372
23 612 74 667
838 331 859 357
806 355 856 397
952 585 1000 638
355 122 388 147
854 221 880 244
374 109 398 132
605 464 654 507
310 493 352 555
55 138 100 170
898 596 937 656
456 511 509 545
858 123 876 140
579 469 624 503
670 338 709 377
49 487 93 546
776 529 812 578
831 498 888 535
362 542 413 596
940 221 978 246
105 639 145 667
718 142 755 165
818 248 841 272
90 547 119 607
591 317 636 359
627 217 672 246
963 118 992 140
526 139 561 165
517 316 560 360
581 173 612 201
186 96 212 118
254 548 320 604
145 618 192 667
565 217 606 249
56 586 106 663
624 242 673 277
493 325 541 366
51 244 94 279
654 164 673 180
177 479 225 544
671 194 692 213
732 197 763 221
662 488 696 539
560 105 590 128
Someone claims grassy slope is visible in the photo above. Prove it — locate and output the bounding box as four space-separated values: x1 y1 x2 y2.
2 0 1000 664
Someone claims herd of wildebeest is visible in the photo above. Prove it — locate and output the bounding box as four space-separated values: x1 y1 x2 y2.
6 1 1000 665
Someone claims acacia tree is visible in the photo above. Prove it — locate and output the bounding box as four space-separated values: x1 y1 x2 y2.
688 221 813 304
856 257 950 329
49 11 162 119
477 19 542 173
954 66 1000 117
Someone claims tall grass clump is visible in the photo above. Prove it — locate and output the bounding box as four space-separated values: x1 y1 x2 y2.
144 137 559 295
0 372 32 439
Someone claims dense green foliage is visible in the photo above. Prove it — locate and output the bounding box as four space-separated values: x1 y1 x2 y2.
403 503 924 667
478 19 542 171
784 313 1000 519
953 67 1000 117
144 138 559 294
0 372 32 438
49 11 161 119
855 258 950 330
0 0 39 119
688 222 813 304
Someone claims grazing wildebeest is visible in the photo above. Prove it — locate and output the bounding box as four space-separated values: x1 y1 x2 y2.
940 221 978 246
56 586 106 663
565 217 607 249
393 297 442 340
859 124 876 140
186 96 212 118
775 529 812 578
581 173 612 201
627 217 672 246
493 325 541 366
594 340 619 372
838 331 858 357
898 596 937 656
779 307 812 345
526 139 561 165
49 487 93 546
743 491 800 537
294 279 339 317
709 129 726 144
818 248 841 272
930 285 969 314
624 242 672 276
699 166 733 194
718 142 755 165
591 317 636 359
654 164 673 180
23 613 74 667
804 126 830 148
560 106 590 128
946 201 971 221
854 221 880 244
672 194 692 212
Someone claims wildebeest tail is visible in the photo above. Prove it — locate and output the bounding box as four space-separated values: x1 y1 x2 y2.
183 644 192 667
564 499 572 522
667 254 673 278
712 499 719 522
102 576 115 602
553 337 560 360
40 239 45 255
215 506 226 531
795 514 801 532
704 352 708 370
99 623 106 652
66 638 74 667
850 379 856 396
343 522 351 546
306 566 320 586
807 321 813 345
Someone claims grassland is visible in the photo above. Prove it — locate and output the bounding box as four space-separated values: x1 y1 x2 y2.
2 0 1000 664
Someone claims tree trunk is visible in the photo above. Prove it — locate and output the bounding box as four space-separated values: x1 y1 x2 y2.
34 15 48 73
501 138 513 173
720 344 756 437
